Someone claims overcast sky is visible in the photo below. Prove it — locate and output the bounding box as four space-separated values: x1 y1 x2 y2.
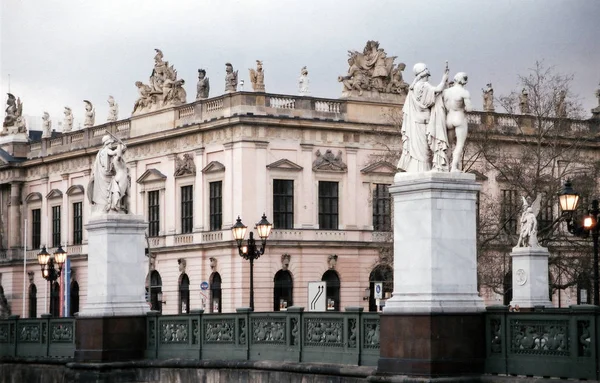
1 0 599 130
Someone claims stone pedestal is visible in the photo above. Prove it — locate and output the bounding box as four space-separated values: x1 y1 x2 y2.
509 246 553 308
78 213 149 317
378 172 485 378
75 214 149 362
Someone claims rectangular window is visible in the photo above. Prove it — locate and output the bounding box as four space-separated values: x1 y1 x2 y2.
73 202 83 245
209 181 222 231
273 179 294 229
538 196 553 233
32 209 41 249
373 184 391 231
52 206 61 248
181 185 193 234
319 181 339 230
501 189 518 234
148 190 160 237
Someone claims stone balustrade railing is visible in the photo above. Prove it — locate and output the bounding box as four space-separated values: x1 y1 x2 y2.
269 97 296 109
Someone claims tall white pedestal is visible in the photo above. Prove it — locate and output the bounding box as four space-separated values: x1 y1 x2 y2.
78 214 150 317
509 247 553 308
383 172 484 313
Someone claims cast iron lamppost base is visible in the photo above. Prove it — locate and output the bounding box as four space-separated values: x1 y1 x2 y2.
231 214 272 311
558 180 599 305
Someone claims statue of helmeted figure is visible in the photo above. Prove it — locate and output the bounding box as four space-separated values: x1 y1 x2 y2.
63 107 74 132
298 66 310 96
225 63 238 93
42 112 52 138
2 93 25 135
482 83 495 112
196 69 210 100
249 60 265 92
397 62 449 173
107 96 119 122
443 72 473 172
83 100 95 128
88 134 130 215
516 195 542 248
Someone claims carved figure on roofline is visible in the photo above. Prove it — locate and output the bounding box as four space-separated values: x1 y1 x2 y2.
87 133 130 215
133 82 153 114
555 90 567 118
2 93 26 135
516 195 542 248
396 62 449 173
338 41 405 101
225 63 238 93
593 82 600 118
298 66 310 96
42 112 52 138
482 83 494 112
443 72 473 172
83 100 95 128
63 107 74 132
519 88 529 114
196 69 210 100
249 60 265 92
107 96 119 122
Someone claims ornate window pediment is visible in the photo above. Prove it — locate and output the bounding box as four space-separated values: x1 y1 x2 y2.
25 192 43 203
267 159 303 172
46 189 63 199
312 149 347 173
137 169 167 184
66 185 85 196
360 161 397 175
202 161 225 174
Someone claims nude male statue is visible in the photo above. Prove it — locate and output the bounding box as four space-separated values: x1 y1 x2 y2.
443 72 472 172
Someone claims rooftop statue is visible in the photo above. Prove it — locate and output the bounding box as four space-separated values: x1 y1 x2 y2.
397 62 449 173
443 72 473 172
482 83 495 112
516 195 542 248
2 93 26 135
132 49 187 115
88 132 131 215
298 66 310 96
249 60 265 92
337 40 407 101
196 69 210 100
555 89 567 118
519 88 529 114
83 100 95 128
593 82 600 118
225 62 238 93
107 96 119 122
42 112 52 138
63 106 73 132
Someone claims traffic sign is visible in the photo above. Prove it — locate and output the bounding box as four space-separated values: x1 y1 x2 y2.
200 281 209 290
374 283 383 299
308 282 326 311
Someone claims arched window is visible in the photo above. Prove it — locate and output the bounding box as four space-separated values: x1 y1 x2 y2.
149 270 163 313
503 271 513 306
368 265 393 312
70 281 80 316
179 273 190 314
321 270 340 311
273 270 293 311
50 281 61 317
28 284 37 318
210 272 222 313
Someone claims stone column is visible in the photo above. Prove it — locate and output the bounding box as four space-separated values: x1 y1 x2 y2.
378 172 485 377
8 182 22 249
509 247 553 309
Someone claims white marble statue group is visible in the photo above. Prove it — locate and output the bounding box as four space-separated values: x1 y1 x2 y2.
396 62 473 173
516 195 542 248
87 133 131 215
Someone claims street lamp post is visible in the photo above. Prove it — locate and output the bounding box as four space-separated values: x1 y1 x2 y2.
37 245 68 315
558 180 599 305
231 214 272 310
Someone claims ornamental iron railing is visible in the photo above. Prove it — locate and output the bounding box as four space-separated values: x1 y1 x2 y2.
0 315 75 359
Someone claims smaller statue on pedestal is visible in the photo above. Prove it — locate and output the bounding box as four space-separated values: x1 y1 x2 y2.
83 100 95 128
225 63 238 93
516 195 542 248
482 83 494 112
107 96 119 122
63 107 74 132
298 66 310 96
42 112 52 138
196 69 210 100
249 60 265 92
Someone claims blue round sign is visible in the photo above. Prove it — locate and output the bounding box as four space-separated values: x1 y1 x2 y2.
200 281 209 290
